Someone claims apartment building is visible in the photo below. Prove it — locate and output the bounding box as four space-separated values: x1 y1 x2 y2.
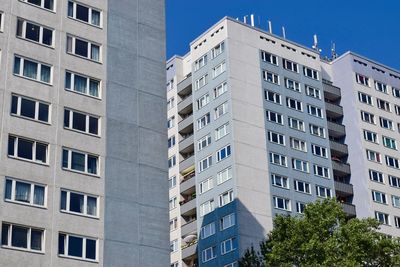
0 0 168 266
167 17 356 267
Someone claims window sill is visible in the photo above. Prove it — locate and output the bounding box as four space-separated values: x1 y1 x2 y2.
64 127 101 139
13 74 52 86
65 88 102 100
67 17 103 29
16 36 55 49
19 0 56 13
66 52 102 65
58 254 98 263
1 245 45 254
60 210 99 220
4 199 47 209
61 168 100 178
10 113 51 125
8 156 49 167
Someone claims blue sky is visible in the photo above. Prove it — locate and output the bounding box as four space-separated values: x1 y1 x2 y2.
166 0 400 70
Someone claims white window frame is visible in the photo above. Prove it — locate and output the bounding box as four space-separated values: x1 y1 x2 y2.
1 223 45 253
197 113 211 130
64 108 100 136
4 178 47 207
16 18 54 47
377 98 391 112
200 222 216 239
202 246 216 263
288 117 305 132
8 135 48 164
66 35 101 62
60 189 99 218
262 70 279 84
266 110 283 125
211 42 225 59
307 104 323 118
310 124 325 138
220 213 235 230
21 0 55 11
356 73 370 86
369 169 384 183
268 131 285 146
283 58 299 73
169 197 177 210
306 85 321 99
219 189 234 207
199 177 213 194
62 147 99 176
273 196 291 211
286 97 303 111
214 81 227 98
382 136 397 150
303 66 319 80
385 155 399 169
65 70 101 98
294 179 311 194
200 199 215 217
197 93 210 110
316 185 332 198
360 110 375 124
290 137 307 152
13 55 53 84
311 144 328 158
67 1 102 27
212 61 226 78
269 152 287 167
11 94 51 123
366 149 381 163
292 158 309 173
363 130 378 143
389 175 400 188
217 167 232 185
264 90 281 104
313 165 330 178
194 54 207 71
284 78 301 92
214 102 228 119
358 92 373 105
198 134 211 151
375 211 390 225
379 117 393 130
216 145 231 162
261 50 278 65
168 176 176 189
221 237 236 255
199 155 212 172
215 123 229 140
271 173 289 189
374 81 387 93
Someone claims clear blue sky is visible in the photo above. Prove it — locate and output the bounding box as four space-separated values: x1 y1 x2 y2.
166 0 400 70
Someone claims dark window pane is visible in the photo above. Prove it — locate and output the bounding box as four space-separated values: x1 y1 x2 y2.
44 0 53 10
11 226 28 248
40 65 51 83
76 4 89 22
89 117 98 135
38 103 49 122
5 180 12 200
30 229 42 250
8 136 15 156
2 224 9 246
91 10 100 26
23 60 38 79
67 2 74 17
16 19 23 37
64 110 70 127
74 74 87 93
87 197 97 216
72 112 86 132
69 192 83 213
87 156 97 174
35 143 47 163
13 57 21 75
27 0 41 6
65 72 72 89
20 98 36 119
33 185 45 206
89 79 99 97
62 149 69 168
11 96 18 114
17 138 33 160
58 234 65 254
86 239 96 260
42 28 53 46
15 181 31 203
60 191 67 210
71 151 85 172
75 39 88 58
68 236 83 257
25 22 40 42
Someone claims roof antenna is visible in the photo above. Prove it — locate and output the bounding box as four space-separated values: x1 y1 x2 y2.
250 14 255 27
331 42 338 59
282 26 286 39
312 34 322 53
244 15 248 24
268 20 272 34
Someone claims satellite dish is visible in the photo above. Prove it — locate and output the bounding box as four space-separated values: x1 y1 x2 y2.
183 235 197 243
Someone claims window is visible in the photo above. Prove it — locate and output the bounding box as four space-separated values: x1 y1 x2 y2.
285 78 301 92
294 180 311 194
263 70 279 84
261 50 278 65
167 116 175 129
385 155 399 169
217 167 232 185
199 177 213 194
11 94 50 123
166 79 174 91
170 239 178 253
363 130 378 143
314 165 330 178
219 189 234 207
310 124 325 138
211 42 224 58
61 190 98 217
366 149 381 163
392 195 400 208
289 137 306 152
356 73 370 86
374 81 387 93
198 134 211 151
292 158 309 172
307 104 323 118
389 175 400 188
4 178 46 207
197 93 210 109
170 218 178 232
8 135 48 164
0 12 3 32
369 169 384 183
199 155 212 172
197 113 211 129
200 222 215 239
59 233 97 261
67 35 101 62
221 238 236 255
273 196 291 211
395 105 400 116
393 87 400 98
375 212 390 225
214 81 227 98
68 1 101 27
200 199 214 216
22 0 54 11
62 148 98 175
64 109 99 135
358 92 373 105
377 98 391 112
266 110 283 124
303 66 319 80
296 202 306 214
168 136 176 149
1 223 44 252
17 19 53 46
220 213 235 230
395 216 400 228
271 174 289 189
216 145 231 162
169 197 177 210
194 54 207 71
65 71 100 98
215 123 229 140
13 56 52 84
283 59 298 72
214 102 228 119
202 246 216 263
167 97 174 110
224 262 238 267
383 136 397 150
316 185 332 198
361 111 375 124
264 90 281 104
268 131 285 146
379 117 393 130
213 61 226 78
306 85 321 99
168 155 176 168
286 97 302 111
288 117 305 131
311 144 328 158
269 152 287 167
168 176 176 189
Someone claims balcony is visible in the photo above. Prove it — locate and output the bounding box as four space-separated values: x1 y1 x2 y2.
180 155 195 173
180 174 195 195
332 160 351 176
327 121 346 138
329 140 348 157
341 202 356 217
181 219 197 237
178 114 193 134
323 82 341 101
182 240 198 264
334 180 354 197
179 134 194 155
177 75 192 96
178 95 193 116
325 102 343 118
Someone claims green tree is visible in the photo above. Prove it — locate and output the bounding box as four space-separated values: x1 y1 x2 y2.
239 199 400 267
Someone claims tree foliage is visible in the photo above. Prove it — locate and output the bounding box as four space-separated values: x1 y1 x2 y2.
239 199 400 267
